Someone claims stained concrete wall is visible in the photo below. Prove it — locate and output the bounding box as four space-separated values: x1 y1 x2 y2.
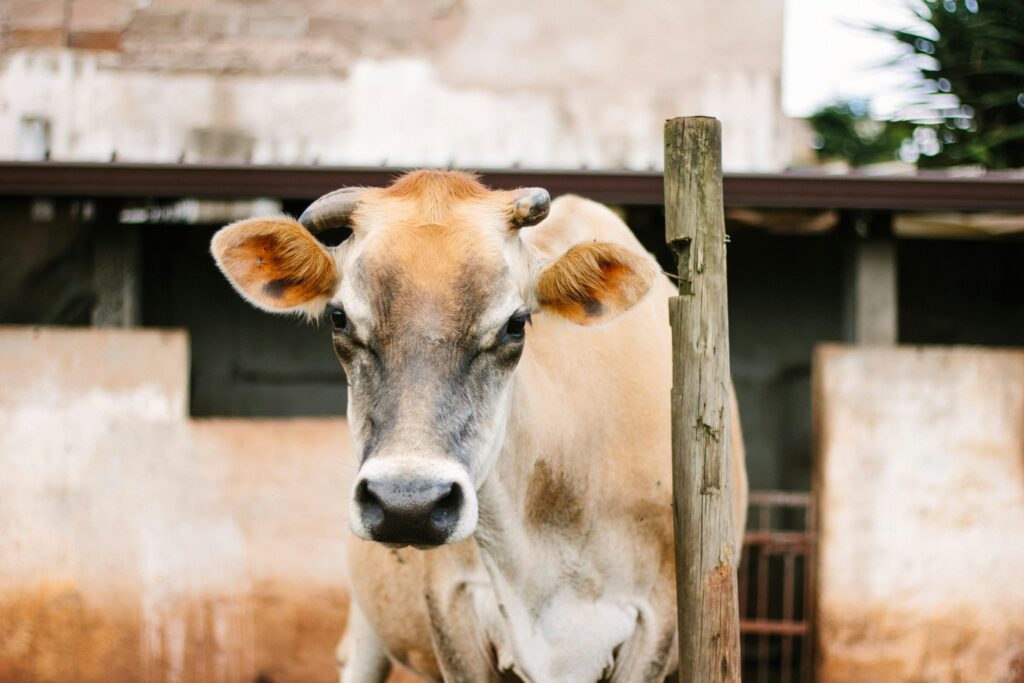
814 345 1024 682
0 0 788 170
0 327 366 683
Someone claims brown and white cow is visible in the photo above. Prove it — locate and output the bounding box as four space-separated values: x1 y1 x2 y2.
211 170 748 683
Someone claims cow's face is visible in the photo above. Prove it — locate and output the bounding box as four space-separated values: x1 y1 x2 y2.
212 171 656 548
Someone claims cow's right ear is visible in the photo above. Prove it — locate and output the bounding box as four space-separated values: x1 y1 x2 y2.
211 216 339 317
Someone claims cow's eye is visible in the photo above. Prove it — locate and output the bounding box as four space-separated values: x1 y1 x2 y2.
329 307 347 331
505 312 529 339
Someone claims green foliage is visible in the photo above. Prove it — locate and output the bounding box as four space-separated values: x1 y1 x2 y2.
876 0 1024 168
808 101 914 167
807 0 1024 169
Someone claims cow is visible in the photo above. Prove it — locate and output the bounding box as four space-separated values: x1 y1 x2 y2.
211 170 748 683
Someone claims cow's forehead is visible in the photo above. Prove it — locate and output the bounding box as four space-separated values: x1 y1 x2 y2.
335 170 524 334
355 169 510 233
344 212 516 341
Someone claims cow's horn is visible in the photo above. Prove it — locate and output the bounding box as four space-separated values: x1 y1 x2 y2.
299 187 367 234
510 187 550 229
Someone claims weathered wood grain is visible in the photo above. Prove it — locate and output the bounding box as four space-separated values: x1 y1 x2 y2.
664 116 741 682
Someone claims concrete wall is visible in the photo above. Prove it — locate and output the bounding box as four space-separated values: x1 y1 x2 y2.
0 327 362 683
814 345 1024 682
727 232 847 492
0 0 789 171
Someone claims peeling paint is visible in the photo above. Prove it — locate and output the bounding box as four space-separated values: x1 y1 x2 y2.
0 328 358 683
817 347 1024 682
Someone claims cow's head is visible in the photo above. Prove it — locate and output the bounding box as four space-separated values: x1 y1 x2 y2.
211 171 656 548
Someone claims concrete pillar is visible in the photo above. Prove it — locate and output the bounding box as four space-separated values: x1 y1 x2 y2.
844 212 898 345
853 238 898 344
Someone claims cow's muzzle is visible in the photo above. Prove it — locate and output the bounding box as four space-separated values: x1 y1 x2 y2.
350 457 478 547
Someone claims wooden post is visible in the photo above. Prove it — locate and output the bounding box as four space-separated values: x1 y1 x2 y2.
664 116 741 682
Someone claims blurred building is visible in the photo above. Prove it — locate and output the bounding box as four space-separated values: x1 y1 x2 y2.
2 3 1024 681
0 0 789 171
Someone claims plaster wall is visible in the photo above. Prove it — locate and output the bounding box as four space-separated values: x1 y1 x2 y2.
0 327 367 683
814 345 1024 682
0 0 788 171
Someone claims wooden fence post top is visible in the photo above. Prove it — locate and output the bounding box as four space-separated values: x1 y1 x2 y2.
664 117 724 297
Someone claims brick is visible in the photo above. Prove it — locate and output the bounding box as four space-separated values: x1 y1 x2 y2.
125 9 183 38
148 0 209 7
69 30 122 50
245 15 308 39
306 0 386 18
182 12 243 39
9 27 66 47
8 0 66 30
306 16 362 43
69 0 132 32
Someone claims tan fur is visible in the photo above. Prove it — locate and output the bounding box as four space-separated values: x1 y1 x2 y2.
336 178 747 681
536 241 658 325
379 170 491 225
369 221 502 300
729 387 749 549
211 171 749 682
344 539 444 681
210 216 338 316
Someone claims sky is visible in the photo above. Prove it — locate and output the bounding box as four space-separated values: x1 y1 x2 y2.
783 0 929 118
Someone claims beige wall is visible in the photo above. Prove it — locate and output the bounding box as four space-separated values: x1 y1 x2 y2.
0 0 788 171
7 325 1024 681
814 345 1024 682
0 327 361 683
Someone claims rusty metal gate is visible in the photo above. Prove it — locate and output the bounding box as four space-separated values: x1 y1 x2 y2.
738 491 816 683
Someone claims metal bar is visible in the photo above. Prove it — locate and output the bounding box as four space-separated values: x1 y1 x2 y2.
737 491 819 682
757 505 770 683
744 531 812 547
748 491 813 507
740 620 808 636
782 553 796 682
803 497 817 683
2 162 1024 210
740 540 751 671
739 545 749 621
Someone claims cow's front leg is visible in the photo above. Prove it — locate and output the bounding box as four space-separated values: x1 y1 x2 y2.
422 544 504 683
338 599 393 683
423 583 503 683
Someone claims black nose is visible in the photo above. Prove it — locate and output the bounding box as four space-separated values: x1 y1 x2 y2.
355 478 464 546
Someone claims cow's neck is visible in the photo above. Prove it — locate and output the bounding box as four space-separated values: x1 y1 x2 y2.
474 366 600 580
470 362 638 682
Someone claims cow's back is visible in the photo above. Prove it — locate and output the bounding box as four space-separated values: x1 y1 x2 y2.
525 194 747 553
519 192 678 515
523 195 654 261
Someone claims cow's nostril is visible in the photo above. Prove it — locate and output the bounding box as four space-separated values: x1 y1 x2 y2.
431 482 462 530
355 479 385 528
356 476 465 546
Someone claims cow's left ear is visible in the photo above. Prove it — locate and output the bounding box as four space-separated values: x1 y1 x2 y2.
535 242 658 325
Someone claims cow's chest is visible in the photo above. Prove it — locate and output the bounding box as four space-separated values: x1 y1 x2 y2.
474 573 640 683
